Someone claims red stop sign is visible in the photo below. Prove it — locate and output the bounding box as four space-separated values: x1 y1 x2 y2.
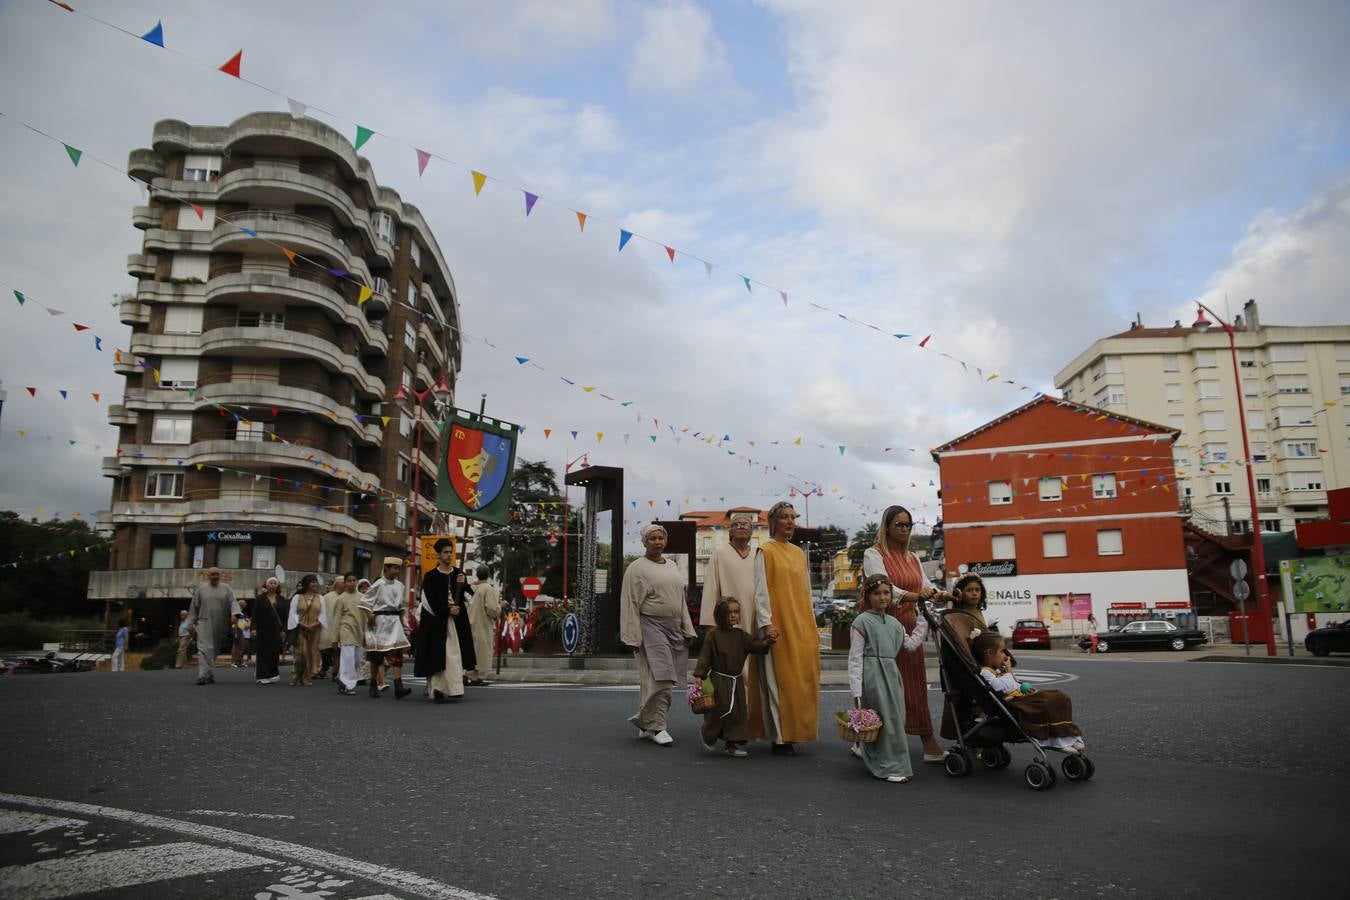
520 576 542 600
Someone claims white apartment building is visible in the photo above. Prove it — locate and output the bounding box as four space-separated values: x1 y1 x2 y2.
1055 300 1349 536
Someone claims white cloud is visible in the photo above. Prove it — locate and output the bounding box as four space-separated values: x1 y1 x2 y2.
626 1 742 100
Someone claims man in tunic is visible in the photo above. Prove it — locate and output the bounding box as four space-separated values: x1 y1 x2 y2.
333 575 369 696
414 539 470 703
698 510 765 734
466 566 501 684
751 501 820 754
174 610 191 669
317 574 351 681
620 523 696 747
186 567 239 686
363 558 413 699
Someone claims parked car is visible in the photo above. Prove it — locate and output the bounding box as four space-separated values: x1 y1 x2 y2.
1304 621 1350 657
1076 619 1207 653
1011 619 1051 650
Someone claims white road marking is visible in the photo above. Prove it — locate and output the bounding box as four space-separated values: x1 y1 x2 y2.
0 810 85 835
186 808 296 820
0 840 272 900
0 794 496 900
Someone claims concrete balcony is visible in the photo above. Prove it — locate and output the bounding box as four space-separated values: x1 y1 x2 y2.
216 162 378 250
196 379 379 444
213 211 351 270
101 456 131 478
143 227 213 255
150 119 197 154
177 438 380 490
106 405 137 426
419 320 446 368
121 387 196 413
127 148 166 182
129 332 203 358
106 498 376 542
117 297 150 326
197 326 383 398
206 269 387 353
134 279 207 307
131 205 160 230
127 253 158 278
416 360 435 390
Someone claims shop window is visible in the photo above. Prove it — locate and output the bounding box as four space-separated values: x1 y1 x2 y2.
1041 532 1067 558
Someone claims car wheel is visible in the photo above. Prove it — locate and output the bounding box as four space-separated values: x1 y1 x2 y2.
1169 637 1186 651
1061 754 1089 782
943 750 972 778
1024 761 1054 791
1096 640 1110 653
1308 638 1329 657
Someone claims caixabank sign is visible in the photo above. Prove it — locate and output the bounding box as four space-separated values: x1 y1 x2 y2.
183 530 287 545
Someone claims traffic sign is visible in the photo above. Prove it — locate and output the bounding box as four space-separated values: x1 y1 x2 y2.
1233 580 1251 602
520 576 542 600
1230 558 1248 580
562 613 580 653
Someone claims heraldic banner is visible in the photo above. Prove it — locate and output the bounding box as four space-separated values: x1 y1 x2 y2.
436 409 521 525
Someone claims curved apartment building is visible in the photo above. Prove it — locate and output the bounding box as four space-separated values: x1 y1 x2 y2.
90 113 463 626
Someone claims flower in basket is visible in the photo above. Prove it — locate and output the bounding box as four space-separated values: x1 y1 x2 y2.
846 707 881 731
686 680 703 704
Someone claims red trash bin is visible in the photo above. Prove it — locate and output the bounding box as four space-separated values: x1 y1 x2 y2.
1229 612 1270 644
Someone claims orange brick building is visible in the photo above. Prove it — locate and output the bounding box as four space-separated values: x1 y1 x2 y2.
933 397 1188 633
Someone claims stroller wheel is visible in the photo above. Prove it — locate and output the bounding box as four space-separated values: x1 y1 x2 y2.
1061 754 1090 782
981 745 1012 770
1024 761 1055 791
1083 756 1096 780
943 749 973 778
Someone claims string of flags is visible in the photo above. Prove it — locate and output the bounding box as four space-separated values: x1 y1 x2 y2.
6 283 109 352
2 541 109 570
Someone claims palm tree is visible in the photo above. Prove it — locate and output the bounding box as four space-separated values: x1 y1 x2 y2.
847 522 879 574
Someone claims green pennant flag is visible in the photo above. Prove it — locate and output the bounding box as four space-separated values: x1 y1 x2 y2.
63 144 82 167
13 290 24 305
355 126 374 151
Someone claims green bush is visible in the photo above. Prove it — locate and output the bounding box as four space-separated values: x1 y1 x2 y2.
141 638 179 670
0 613 111 650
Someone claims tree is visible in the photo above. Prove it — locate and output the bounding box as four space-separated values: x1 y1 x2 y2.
808 524 847 589
0 512 109 618
474 459 567 604
846 522 879 574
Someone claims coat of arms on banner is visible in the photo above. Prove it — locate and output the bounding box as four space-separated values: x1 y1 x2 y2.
437 410 520 525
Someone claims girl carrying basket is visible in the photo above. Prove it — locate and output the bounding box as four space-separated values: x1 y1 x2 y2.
692 598 774 757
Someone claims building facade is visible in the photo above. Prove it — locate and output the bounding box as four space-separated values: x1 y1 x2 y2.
680 507 770 585
933 397 1189 635
90 113 466 623
1055 300 1350 537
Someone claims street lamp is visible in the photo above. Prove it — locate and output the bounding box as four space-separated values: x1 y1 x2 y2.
393 373 451 618
1192 302 1276 656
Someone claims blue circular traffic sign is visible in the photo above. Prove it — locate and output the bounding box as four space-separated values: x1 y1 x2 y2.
562 613 580 654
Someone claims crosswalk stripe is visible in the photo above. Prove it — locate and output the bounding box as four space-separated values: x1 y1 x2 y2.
0 810 85 836
0 840 272 900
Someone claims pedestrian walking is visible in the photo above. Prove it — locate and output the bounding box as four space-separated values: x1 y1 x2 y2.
465 566 500 685
318 575 349 680
110 621 128 672
174 610 192 668
333 578 370 696
187 568 239 686
692 598 774 757
253 578 286 684
287 575 327 686
362 559 412 699
413 541 470 703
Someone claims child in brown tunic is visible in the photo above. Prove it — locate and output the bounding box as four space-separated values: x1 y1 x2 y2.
972 632 1084 751
693 599 774 757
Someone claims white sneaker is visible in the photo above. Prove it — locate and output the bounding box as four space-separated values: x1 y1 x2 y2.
639 729 656 741
651 730 675 746
702 739 718 752
850 743 863 759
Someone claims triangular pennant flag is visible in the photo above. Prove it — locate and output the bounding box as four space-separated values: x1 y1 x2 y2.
59 390 68 399
570 431 578 440
357 286 373 305
140 20 164 47
893 333 910 340
793 437 802 446
190 203 205 220
416 149 432 177
665 246 676 263
524 192 539 216
543 429 552 439
596 432 604 442
575 211 587 231
742 276 752 292
838 446 846 455
12 290 24 305
779 291 788 307
46 308 63 316
650 435 657 442
582 386 595 393
354 126 374 151
381 416 391 427
63 144 82 167
26 387 36 397
286 97 307 118
91 393 99 402
918 334 932 348
618 230 633 252
219 49 242 78
471 171 487 195
72 323 89 331
282 248 296 264
515 357 529 365
703 261 713 277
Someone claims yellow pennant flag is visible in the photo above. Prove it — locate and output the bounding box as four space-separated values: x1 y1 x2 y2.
582 386 595 393
597 432 604 442
381 416 391 427
793 437 802 445
358 286 373 305
153 368 160 383
196 464 203 471
576 211 587 231
471 171 487 195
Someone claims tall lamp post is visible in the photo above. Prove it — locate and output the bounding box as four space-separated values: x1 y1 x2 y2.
393 374 451 620
1192 303 1276 656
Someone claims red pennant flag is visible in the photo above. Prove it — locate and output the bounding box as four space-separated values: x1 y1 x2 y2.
26 387 36 396
282 248 296 264
665 246 676 263
219 50 243 78
72 323 90 332
918 334 932 348
416 149 431 177
91 393 100 402
191 203 205 220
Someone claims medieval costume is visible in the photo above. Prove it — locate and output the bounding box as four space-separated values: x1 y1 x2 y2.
415 565 469 702
863 546 937 742
850 609 929 780
467 576 502 680
287 591 327 686
693 625 772 751
252 587 287 683
620 553 695 742
363 571 412 698
751 539 820 745
187 578 239 684
333 588 368 694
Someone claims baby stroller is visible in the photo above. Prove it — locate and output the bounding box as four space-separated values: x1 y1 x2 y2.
920 601 1095 791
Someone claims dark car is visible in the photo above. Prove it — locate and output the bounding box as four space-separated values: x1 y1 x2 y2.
1076 619 1207 653
1305 621 1350 657
1011 619 1051 650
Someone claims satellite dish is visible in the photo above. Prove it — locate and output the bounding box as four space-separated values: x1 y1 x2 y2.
274 564 286 585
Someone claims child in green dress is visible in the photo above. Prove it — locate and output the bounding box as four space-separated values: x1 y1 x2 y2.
850 574 929 782
692 599 774 757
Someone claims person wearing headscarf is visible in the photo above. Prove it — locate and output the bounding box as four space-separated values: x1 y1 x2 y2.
252 576 287 684
620 522 695 747
287 574 328 686
862 504 956 763
414 539 471 703
698 509 768 731
466 566 502 684
362 557 413 699
749 501 819 755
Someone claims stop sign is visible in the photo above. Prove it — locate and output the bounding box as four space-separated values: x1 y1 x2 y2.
520 576 542 600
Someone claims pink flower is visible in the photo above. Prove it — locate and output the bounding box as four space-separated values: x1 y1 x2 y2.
848 707 881 730
686 681 703 703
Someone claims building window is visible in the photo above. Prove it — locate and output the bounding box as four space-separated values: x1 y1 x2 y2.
1212 477 1233 495
168 253 210 282
1042 532 1067 558
1091 360 1106 381
253 545 276 570
319 547 340 574
407 283 417 310
1272 374 1310 394
404 321 417 351
1260 519 1282 534
1274 406 1313 428
1231 519 1251 535
1243 378 1259 397
1038 477 1062 501
410 241 422 268
159 357 199 389
1247 410 1267 431
1194 350 1217 369
1163 355 1179 372
235 420 271 442
1166 384 1182 403
1092 474 1117 499
151 415 192 444
217 545 241 568
1252 441 1269 462
150 545 176 568
1200 411 1226 431
401 367 413 389
374 211 394 243
1197 379 1221 400
237 310 284 329
1268 344 1306 363
164 306 204 334
1107 387 1126 406
1281 440 1316 459
1339 374 1350 396
182 153 221 181
145 470 184 499
1168 414 1185 431
1173 450 1189 469
991 534 1016 559
1202 442 1228 462
398 454 411 484
1284 473 1323 492
373 275 391 298
1337 344 1350 362
395 500 408 529
1256 477 1272 495
1096 529 1123 556
1239 350 1256 368
988 481 1012 505
177 203 215 231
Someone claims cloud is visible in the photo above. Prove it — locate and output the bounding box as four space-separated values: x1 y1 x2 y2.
626 1 743 101
441 0 619 63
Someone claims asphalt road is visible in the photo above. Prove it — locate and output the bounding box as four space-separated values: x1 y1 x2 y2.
1 654 1345 898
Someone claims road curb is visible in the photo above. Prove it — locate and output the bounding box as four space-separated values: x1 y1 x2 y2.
1190 654 1350 667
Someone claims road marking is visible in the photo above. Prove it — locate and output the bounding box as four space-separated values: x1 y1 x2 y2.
0 810 85 835
186 809 296 820
0 794 495 900
0 840 272 900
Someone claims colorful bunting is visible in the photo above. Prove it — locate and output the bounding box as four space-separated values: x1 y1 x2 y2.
416 149 432 177
140 20 164 47
575 211 587 231
219 49 242 78
354 126 374 151
63 144 81 167
471 171 487 195
665 246 676 263
286 97 307 119
618 230 633 253
524 192 539 216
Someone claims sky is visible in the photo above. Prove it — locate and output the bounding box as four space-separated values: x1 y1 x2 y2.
0 0 1348 553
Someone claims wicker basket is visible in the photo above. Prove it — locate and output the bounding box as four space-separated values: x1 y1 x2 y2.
690 694 717 714
836 714 883 744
